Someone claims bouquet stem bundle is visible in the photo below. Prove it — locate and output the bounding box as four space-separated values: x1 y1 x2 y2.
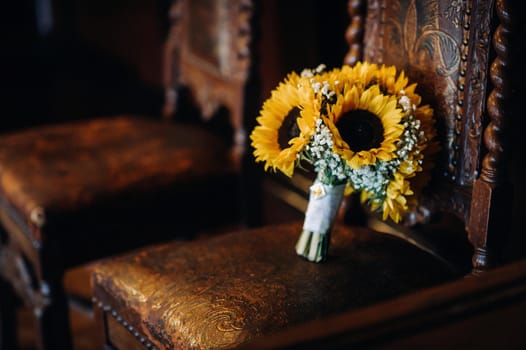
295 180 346 262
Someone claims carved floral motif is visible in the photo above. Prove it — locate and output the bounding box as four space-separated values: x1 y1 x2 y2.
358 0 499 222
444 0 467 27
460 0 493 183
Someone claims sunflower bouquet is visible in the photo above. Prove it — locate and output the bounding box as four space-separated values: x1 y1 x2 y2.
250 62 438 262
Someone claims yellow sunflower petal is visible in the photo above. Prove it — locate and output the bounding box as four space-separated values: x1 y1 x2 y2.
250 72 318 177
326 82 404 168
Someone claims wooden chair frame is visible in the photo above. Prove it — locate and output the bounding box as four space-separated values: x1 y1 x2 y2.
344 0 514 272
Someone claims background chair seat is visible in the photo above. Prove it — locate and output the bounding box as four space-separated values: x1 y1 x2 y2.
93 222 458 349
0 115 230 224
0 115 237 263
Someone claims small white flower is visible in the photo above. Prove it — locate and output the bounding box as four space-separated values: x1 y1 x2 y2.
399 96 411 111
314 64 326 74
310 182 326 199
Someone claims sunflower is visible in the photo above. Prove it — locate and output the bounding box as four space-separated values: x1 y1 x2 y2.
250 72 318 177
349 62 380 89
320 63 380 101
359 171 414 223
375 64 421 104
325 84 405 169
382 172 414 222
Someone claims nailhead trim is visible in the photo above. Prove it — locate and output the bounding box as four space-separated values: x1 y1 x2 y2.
450 1 473 181
93 297 158 350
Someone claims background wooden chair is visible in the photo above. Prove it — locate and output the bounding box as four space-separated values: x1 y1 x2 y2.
91 0 519 348
0 0 256 348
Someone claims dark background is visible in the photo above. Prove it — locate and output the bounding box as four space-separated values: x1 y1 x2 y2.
0 0 348 132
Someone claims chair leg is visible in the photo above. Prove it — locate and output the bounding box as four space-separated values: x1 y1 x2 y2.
0 277 19 350
34 278 73 350
471 246 493 275
93 298 110 349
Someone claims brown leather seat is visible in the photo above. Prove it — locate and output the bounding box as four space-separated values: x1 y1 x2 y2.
0 116 229 219
93 222 455 349
0 115 233 267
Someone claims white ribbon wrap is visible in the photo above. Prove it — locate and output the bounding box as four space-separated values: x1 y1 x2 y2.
302 181 346 233
295 180 346 262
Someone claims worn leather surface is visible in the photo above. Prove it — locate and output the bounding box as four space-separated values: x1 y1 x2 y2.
93 222 458 349
0 116 231 243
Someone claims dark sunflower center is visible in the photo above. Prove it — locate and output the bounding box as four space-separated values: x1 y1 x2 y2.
336 109 384 152
278 107 301 150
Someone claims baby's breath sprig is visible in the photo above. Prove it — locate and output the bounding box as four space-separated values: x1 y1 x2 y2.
302 118 348 185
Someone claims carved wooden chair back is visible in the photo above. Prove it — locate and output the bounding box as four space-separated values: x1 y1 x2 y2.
163 0 253 167
345 0 514 272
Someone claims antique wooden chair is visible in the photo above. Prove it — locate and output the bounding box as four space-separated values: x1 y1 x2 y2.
91 0 516 349
0 0 255 348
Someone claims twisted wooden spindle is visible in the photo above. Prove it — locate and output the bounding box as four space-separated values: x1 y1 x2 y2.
480 0 511 185
468 0 513 273
344 0 365 66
